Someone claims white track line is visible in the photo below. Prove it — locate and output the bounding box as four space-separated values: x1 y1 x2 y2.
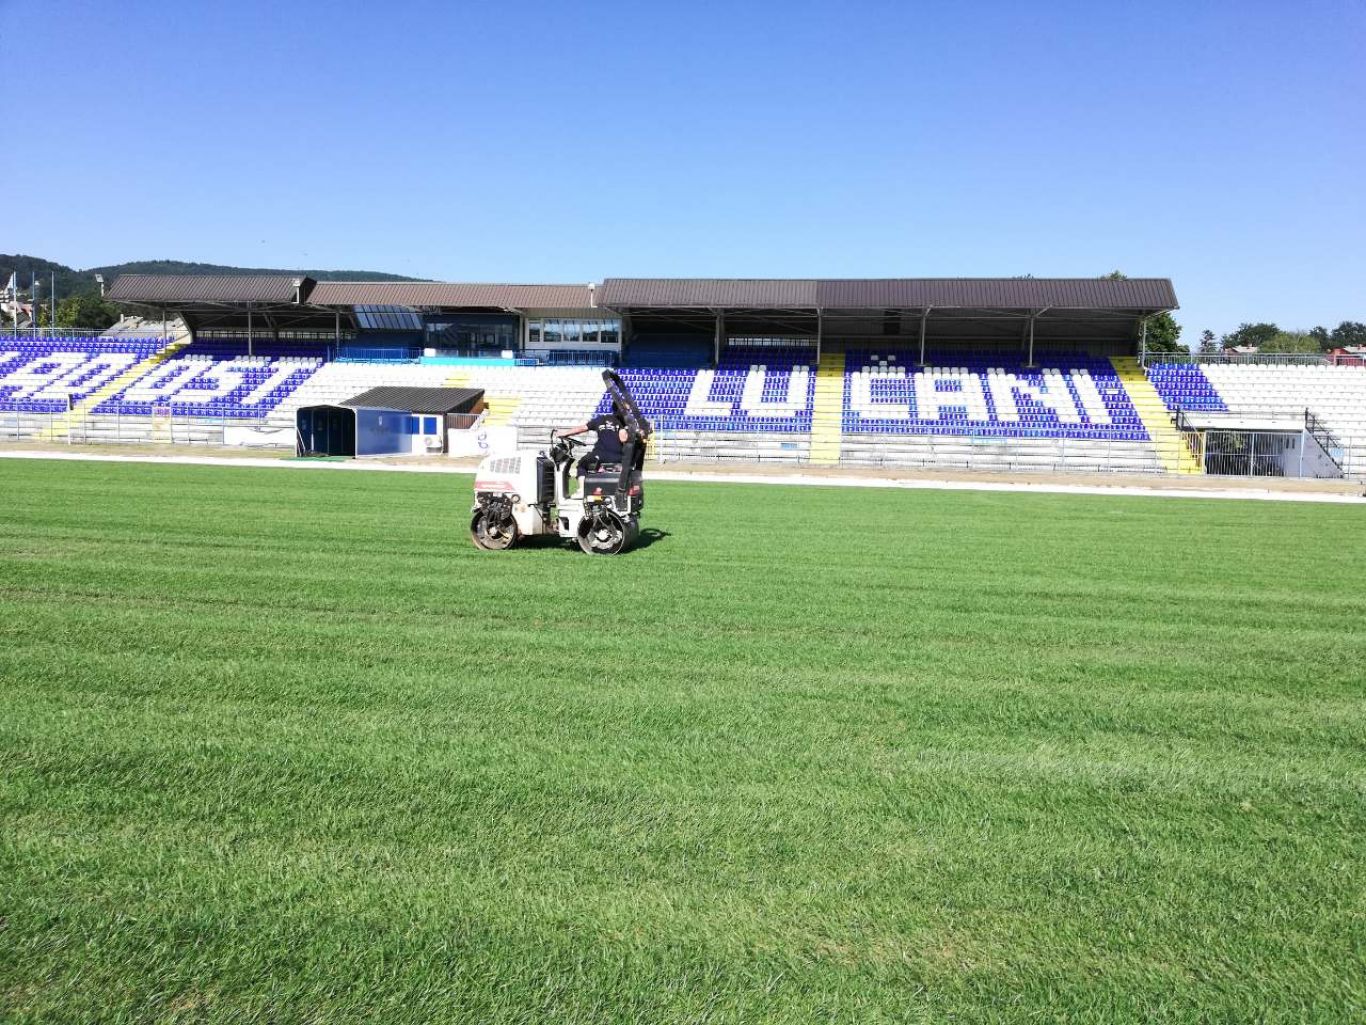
2 449 1362 504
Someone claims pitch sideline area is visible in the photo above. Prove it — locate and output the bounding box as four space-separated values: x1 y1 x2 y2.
2 458 1364 1021
1 446 1362 505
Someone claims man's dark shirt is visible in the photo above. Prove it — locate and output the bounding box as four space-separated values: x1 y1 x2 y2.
587 414 625 463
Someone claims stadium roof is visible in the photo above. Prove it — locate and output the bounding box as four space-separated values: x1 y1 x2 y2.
340 386 485 414
308 282 594 309
106 274 313 304
598 278 1178 311
105 275 596 311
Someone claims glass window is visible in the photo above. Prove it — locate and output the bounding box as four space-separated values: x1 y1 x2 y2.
357 305 421 331
522 318 621 349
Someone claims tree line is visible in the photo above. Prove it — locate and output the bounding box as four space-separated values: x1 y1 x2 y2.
1192 321 1366 355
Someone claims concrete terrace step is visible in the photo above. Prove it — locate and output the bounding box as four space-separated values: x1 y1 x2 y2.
808 351 845 465
1111 357 1201 474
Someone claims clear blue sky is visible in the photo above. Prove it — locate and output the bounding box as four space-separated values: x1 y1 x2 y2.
2 0 1362 338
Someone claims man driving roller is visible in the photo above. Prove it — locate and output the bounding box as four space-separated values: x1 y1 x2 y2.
554 402 630 477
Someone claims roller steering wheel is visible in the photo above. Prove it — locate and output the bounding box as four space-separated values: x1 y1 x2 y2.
550 431 588 466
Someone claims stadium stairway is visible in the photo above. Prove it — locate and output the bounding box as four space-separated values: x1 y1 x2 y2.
444 369 521 426
808 349 845 465
52 337 191 439
1110 357 1201 474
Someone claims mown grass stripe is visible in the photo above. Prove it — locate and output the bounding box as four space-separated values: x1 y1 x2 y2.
1 458 1363 1023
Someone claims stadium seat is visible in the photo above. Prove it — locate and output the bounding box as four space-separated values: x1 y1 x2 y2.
1147 360 1366 475
837 350 1148 442
95 354 323 419
0 336 168 413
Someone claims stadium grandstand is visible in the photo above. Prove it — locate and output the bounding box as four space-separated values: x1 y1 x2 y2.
1 273 1362 479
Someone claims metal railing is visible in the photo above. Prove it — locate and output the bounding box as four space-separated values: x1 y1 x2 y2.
1195 428 1358 479
2 330 187 349
1302 412 1345 473
650 430 1169 475
1174 406 1351 478
4 322 190 339
5 408 1361 481
0 409 279 448
1 409 491 452
1200 429 1294 477
520 348 619 367
1142 351 1332 367
336 347 419 362
647 425 1366 481
334 347 616 365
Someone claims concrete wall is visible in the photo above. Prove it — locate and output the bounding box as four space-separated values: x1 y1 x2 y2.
1292 431 1344 478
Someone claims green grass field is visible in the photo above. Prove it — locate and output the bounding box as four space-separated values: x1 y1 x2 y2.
2 458 1364 1024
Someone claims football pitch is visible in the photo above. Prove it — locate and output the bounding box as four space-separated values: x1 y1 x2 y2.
2 458 1363 1023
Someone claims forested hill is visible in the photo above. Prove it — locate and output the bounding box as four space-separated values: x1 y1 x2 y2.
1 255 426 297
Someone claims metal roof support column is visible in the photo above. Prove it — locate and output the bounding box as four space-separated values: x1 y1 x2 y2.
918 308 930 365
1139 317 1148 365
816 309 823 361
1026 313 1036 368
247 308 253 358
713 310 724 367
334 311 340 358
